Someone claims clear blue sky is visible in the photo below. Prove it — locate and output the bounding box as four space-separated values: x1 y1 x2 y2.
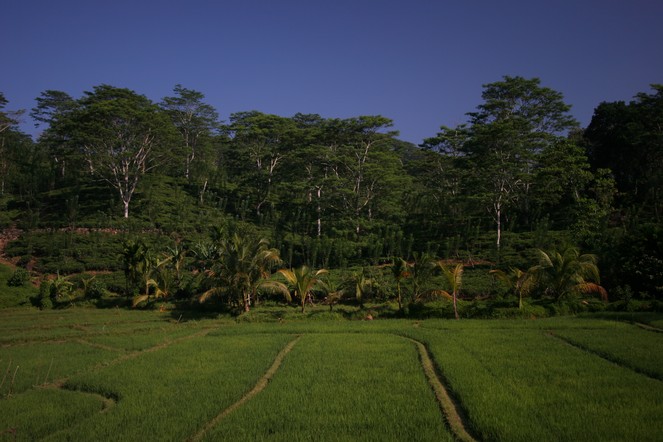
2 0 662 143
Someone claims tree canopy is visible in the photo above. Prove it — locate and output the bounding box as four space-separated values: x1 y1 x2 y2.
0 78 660 302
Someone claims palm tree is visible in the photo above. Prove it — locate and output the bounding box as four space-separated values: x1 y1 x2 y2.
199 234 283 312
391 257 410 312
132 255 173 307
337 268 377 309
436 261 464 320
164 244 187 288
121 239 148 297
277 265 328 313
410 252 436 303
490 267 534 309
529 247 607 302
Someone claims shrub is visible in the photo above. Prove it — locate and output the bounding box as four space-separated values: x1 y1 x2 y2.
39 279 53 298
39 296 54 309
84 279 107 299
35 280 54 309
7 268 31 287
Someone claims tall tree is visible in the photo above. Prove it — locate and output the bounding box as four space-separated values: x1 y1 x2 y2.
0 92 24 134
417 125 471 241
0 94 31 196
54 85 176 218
30 90 78 180
531 137 593 227
585 84 663 221
463 76 579 249
332 116 404 235
391 257 410 312
227 112 297 217
30 90 77 128
160 85 220 182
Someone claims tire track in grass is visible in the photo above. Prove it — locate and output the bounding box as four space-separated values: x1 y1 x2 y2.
188 335 302 442
404 337 477 442
547 332 663 382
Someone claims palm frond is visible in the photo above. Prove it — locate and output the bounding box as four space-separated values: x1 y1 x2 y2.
132 294 149 308
577 282 608 301
198 287 223 303
259 280 292 303
417 289 454 301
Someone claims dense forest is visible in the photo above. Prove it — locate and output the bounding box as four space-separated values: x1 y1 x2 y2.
1 76 661 315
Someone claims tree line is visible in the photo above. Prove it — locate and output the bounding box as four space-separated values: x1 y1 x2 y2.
0 77 661 301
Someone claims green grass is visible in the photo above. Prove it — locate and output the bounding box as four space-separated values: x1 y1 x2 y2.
0 341 118 396
0 388 104 441
0 265 37 308
552 319 663 380
1 309 663 441
205 333 454 441
405 319 663 441
48 334 294 441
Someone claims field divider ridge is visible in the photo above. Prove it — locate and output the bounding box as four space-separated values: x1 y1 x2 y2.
34 327 217 394
635 322 663 333
546 332 663 382
188 334 302 442
401 336 477 442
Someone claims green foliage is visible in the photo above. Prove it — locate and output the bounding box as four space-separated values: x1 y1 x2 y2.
529 247 607 301
277 265 328 313
6 268 30 287
2 309 663 440
207 333 453 441
83 277 106 300
200 233 284 312
0 80 660 301
5 230 122 274
406 322 663 441
0 264 36 308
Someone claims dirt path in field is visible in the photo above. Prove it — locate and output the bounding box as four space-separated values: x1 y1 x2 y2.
188 335 302 442
406 337 477 442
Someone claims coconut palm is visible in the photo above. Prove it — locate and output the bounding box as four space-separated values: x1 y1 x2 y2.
391 257 410 311
529 247 607 302
277 265 328 313
191 240 219 272
337 268 378 309
435 261 464 320
132 255 173 307
199 233 283 312
121 239 148 297
410 252 436 302
164 244 187 286
490 267 534 309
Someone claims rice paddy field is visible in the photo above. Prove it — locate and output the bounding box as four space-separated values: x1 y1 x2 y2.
1 308 663 441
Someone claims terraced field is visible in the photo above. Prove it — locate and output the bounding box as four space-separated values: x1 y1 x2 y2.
1 309 662 441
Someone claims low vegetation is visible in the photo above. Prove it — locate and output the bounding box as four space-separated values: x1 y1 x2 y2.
1 309 663 440
1 72 662 440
